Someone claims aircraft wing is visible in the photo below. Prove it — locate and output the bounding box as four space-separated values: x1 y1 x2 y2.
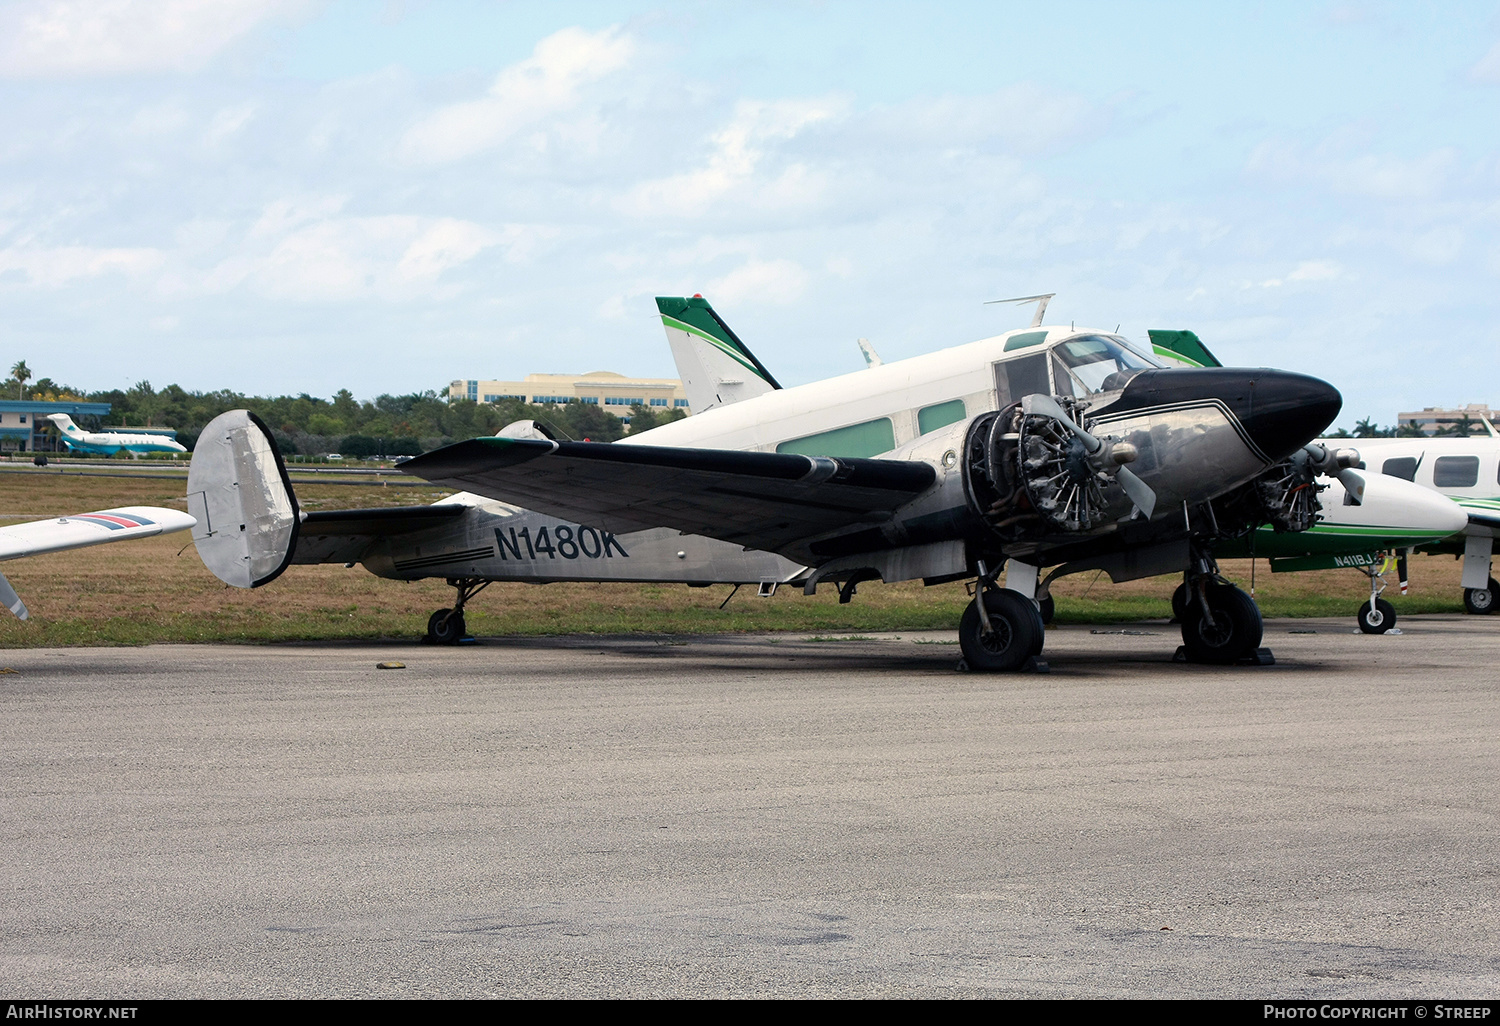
292 505 467 564
398 438 937 554
0 505 196 620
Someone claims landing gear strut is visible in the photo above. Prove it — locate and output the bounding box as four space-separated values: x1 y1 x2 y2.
426 577 490 644
1176 547 1265 664
958 563 1045 672
1354 554 1398 634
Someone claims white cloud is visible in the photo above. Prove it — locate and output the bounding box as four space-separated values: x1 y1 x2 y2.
1247 136 1459 200
399 26 635 164
249 196 349 241
1286 259 1345 282
621 98 842 217
0 0 300 77
0 243 163 286
704 258 809 306
204 102 257 145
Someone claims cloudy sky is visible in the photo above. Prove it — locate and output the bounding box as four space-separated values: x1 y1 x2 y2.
1 0 1497 428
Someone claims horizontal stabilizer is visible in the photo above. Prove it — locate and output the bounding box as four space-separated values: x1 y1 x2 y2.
399 436 936 556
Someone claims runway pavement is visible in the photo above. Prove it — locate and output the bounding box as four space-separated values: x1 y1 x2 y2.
2 615 1497 998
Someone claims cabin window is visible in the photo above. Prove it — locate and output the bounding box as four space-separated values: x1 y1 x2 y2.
1381 457 1418 481
1432 456 1479 488
995 353 1049 409
917 399 966 436
777 418 896 459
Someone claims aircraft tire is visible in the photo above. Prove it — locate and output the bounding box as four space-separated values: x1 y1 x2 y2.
1357 598 1396 634
959 589 1044 672
1179 583 1263 664
427 608 466 644
1462 579 1497 615
1170 583 1188 623
1038 595 1055 625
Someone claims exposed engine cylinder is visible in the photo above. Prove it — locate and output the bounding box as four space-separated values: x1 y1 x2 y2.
963 399 1137 538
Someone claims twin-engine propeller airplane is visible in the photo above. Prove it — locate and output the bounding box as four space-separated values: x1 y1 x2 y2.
0 505 196 619
45 414 188 457
386 295 1364 670
675 299 1468 640
188 296 1466 670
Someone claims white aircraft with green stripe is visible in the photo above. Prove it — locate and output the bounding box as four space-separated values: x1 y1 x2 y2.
1320 434 1500 617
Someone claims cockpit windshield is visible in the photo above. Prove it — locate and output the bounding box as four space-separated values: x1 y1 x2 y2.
1051 335 1160 394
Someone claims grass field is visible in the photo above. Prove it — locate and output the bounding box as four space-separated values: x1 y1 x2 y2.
0 469 1472 647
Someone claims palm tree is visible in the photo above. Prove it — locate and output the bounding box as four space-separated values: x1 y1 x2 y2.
10 360 30 400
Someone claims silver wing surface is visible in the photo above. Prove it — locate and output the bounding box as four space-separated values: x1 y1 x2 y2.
398 438 937 555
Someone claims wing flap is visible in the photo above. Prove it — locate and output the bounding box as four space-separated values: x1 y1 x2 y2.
399 438 936 553
291 505 469 565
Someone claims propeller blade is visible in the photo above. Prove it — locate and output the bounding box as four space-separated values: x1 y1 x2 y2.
1116 465 1158 520
0 571 29 620
1339 467 1365 506
1021 394 1101 453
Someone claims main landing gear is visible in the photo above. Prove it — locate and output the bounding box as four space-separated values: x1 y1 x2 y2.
1463 577 1498 616
958 564 1046 672
1173 549 1266 664
426 577 490 644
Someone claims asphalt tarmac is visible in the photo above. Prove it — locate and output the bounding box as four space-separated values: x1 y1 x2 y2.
2 616 1497 999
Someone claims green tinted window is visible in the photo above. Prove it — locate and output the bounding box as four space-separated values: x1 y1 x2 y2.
1004 330 1048 351
917 399 966 435
777 418 896 459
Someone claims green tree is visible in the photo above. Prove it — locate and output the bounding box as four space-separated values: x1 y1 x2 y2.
10 360 31 400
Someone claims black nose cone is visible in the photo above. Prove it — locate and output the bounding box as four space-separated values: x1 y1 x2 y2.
1113 368 1342 462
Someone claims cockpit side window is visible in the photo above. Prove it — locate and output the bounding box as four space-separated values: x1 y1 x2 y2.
995 353 1049 409
1052 335 1158 395
1050 354 1076 397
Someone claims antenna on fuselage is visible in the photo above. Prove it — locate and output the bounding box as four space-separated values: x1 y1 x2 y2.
985 293 1055 329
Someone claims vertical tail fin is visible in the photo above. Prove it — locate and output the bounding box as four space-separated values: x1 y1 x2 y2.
1147 329 1223 368
186 410 300 588
656 296 780 414
45 413 83 436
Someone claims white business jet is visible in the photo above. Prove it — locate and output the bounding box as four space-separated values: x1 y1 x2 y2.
45 414 187 456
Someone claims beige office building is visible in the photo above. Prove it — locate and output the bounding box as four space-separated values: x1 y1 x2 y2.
1398 403 1496 436
449 371 691 419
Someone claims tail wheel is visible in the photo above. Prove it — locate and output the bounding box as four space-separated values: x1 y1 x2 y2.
1179 583 1263 664
959 589 1044 672
1463 579 1497 615
427 608 466 644
1357 598 1396 634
